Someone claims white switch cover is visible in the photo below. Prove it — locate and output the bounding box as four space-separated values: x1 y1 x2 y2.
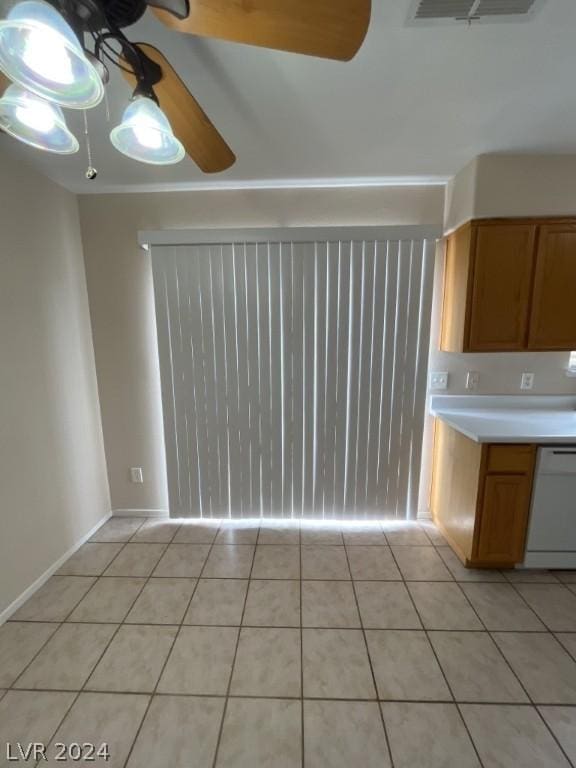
466 371 480 390
130 467 144 484
520 372 534 390
429 372 449 390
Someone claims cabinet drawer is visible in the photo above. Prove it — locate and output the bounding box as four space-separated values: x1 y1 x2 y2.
485 445 535 474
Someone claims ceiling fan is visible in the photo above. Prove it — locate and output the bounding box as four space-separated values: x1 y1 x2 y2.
0 0 371 172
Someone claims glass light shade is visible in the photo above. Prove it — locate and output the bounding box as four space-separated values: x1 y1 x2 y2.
0 0 104 108
0 82 78 152
110 96 185 165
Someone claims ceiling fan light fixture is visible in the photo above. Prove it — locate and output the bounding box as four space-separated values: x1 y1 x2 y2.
0 82 79 152
0 0 104 108
110 95 184 165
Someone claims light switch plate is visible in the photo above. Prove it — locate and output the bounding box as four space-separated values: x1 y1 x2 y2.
466 371 480 390
520 372 534 390
429 371 449 390
130 467 144 484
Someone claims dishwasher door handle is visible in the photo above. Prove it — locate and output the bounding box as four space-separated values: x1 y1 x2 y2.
540 446 576 473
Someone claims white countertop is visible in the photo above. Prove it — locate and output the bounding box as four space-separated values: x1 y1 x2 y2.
430 395 576 444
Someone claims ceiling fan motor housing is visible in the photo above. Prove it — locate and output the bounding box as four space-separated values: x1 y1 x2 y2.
51 0 147 31
54 0 190 33
98 0 147 28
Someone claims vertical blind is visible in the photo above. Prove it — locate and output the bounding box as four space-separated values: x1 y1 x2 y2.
152 235 435 519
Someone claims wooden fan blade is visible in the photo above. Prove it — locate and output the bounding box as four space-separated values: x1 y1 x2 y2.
0 72 10 95
122 43 235 173
153 0 371 61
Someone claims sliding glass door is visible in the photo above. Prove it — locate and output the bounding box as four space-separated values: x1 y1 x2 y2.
151 231 434 519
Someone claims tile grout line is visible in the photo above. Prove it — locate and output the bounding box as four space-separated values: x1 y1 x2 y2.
386 542 487 768
534 705 576 768
432 542 576 768
5 516 150 754
456 584 546 632
343 536 396 768
14 618 73 768
506 577 573 634
127 519 181 546
9 685 576 706
433 545 576 768
453 562 572 673
29 620 553 631
209 524 260 768
7 532 142 694
16 519 206 766
71 526 186 763
5 517 576 768
485 581 576 768
557 634 576 664
432 540 568 637
53 573 574 582
27 520 152 768
10 618 575 631
448 574 553 765
119 520 226 768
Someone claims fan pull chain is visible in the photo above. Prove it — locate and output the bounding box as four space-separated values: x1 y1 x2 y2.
83 109 98 180
103 89 110 123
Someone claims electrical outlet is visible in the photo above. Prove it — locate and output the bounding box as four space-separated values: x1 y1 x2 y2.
466 371 480 390
520 372 534 390
130 467 144 484
429 371 449 390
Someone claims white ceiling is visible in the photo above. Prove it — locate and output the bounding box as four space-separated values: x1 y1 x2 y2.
3 0 576 192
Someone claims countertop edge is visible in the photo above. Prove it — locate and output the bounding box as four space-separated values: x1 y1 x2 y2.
432 411 576 445
433 413 482 442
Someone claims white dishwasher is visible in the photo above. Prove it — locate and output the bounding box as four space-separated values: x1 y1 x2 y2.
524 446 576 569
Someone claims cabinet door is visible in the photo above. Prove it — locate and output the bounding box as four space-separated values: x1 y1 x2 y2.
441 225 472 352
467 224 536 351
528 224 576 350
476 474 531 564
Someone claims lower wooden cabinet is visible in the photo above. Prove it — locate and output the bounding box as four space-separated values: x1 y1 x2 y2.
476 474 533 564
431 421 536 568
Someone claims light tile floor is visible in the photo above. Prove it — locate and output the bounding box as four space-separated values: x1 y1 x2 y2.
1 517 576 767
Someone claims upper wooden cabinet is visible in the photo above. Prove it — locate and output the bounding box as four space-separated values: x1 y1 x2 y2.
441 218 576 352
468 224 536 351
529 224 576 350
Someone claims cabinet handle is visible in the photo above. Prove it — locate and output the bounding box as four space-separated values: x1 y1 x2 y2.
552 450 576 455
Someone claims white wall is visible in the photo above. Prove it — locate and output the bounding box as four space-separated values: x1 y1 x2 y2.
475 154 576 220
443 157 478 233
445 153 576 232
78 185 444 513
0 146 110 618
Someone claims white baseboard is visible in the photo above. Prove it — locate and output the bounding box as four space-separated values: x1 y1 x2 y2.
0 511 112 626
112 508 169 518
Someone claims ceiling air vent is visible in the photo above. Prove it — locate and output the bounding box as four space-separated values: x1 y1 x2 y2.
408 0 546 25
